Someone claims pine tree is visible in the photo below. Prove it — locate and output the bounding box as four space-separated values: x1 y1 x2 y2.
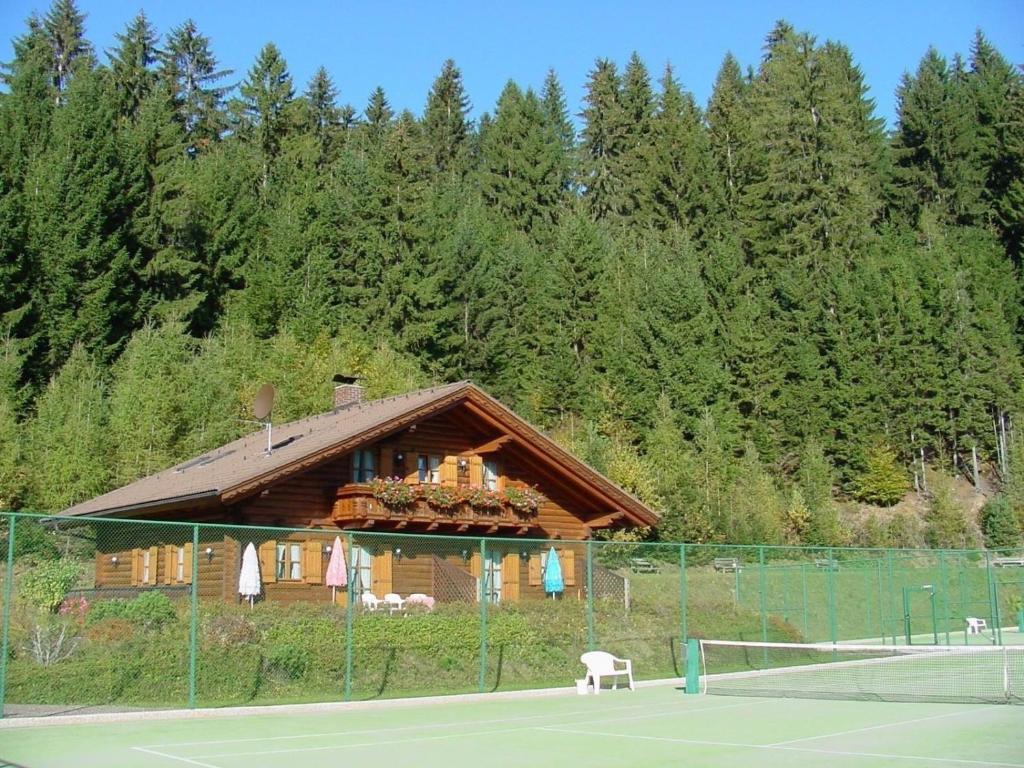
235 42 295 188
42 0 92 102
853 441 909 506
422 59 471 176
579 58 627 220
25 344 110 510
980 495 1021 551
107 11 159 120
160 19 231 154
302 66 340 164
706 53 751 218
363 86 394 144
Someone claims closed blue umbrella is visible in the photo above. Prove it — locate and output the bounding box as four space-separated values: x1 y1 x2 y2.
543 546 564 597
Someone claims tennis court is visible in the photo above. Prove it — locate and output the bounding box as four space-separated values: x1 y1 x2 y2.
0 681 1021 768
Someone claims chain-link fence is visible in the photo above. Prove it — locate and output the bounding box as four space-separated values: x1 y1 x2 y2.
0 511 1021 717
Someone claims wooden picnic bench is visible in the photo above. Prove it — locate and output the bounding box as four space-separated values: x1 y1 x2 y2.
814 558 840 571
992 556 1024 567
713 557 742 573
629 557 661 574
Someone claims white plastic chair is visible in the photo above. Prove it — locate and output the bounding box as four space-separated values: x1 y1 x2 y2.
383 592 406 615
966 617 987 635
360 591 381 611
580 651 635 694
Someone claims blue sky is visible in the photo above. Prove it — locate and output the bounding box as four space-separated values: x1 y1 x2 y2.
2 1 1022 130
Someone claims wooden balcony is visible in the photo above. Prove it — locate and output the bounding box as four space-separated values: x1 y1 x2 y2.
332 484 541 534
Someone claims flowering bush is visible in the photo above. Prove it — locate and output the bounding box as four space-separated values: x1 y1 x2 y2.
422 484 460 511
369 477 415 508
58 596 89 625
504 486 545 513
462 486 504 512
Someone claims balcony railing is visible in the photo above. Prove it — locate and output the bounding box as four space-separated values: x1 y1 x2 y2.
333 483 540 533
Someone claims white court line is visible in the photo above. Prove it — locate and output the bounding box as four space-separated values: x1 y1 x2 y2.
767 707 986 746
185 699 769 760
132 746 223 768
141 703 646 748
538 726 1024 768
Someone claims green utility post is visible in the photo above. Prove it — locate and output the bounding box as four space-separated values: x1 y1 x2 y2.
0 515 16 719
478 538 488 693
685 638 700 695
586 541 594 652
188 524 200 708
344 532 354 701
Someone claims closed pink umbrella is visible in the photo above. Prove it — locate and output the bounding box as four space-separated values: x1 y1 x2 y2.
325 536 347 603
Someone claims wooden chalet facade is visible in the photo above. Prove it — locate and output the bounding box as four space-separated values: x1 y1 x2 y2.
64 381 657 606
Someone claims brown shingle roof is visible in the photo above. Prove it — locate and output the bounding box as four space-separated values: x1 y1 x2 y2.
62 381 658 527
63 382 470 517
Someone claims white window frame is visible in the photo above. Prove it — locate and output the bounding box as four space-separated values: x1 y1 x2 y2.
483 460 499 491
141 549 151 584
276 542 303 581
176 546 185 582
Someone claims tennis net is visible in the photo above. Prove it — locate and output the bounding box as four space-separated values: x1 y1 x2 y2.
698 639 1024 704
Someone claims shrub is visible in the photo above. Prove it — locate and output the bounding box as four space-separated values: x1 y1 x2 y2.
23 614 80 665
981 495 1021 551
265 643 311 680
123 592 177 630
85 617 134 645
853 442 908 507
20 558 81 612
204 612 260 648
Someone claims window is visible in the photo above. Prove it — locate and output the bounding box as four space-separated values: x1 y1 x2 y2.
352 546 373 591
276 543 302 581
351 449 376 483
483 460 499 491
141 549 151 584
483 551 503 603
418 454 442 483
176 546 185 582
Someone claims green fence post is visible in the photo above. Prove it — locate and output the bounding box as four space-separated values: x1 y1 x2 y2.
984 551 998 646
478 538 488 693
685 638 700 695
875 558 885 644
680 544 687 649
188 523 199 709
826 547 838 645
586 540 594 652
939 552 950 644
344 532 354 702
758 547 768 665
0 514 15 719
801 563 809 639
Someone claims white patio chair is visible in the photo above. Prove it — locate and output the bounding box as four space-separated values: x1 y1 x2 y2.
360 591 381 611
580 651 635 694
966 616 987 635
383 592 406 615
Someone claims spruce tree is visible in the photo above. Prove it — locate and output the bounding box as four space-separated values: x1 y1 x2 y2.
160 19 231 153
580 58 627 220
706 53 751 218
422 59 471 176
42 0 92 102
303 66 341 164
107 11 159 120
235 42 295 188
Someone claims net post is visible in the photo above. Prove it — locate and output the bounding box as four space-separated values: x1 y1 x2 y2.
344 532 354 702
0 514 15 719
478 537 487 693
188 522 199 709
685 638 700 695
679 544 687 647
586 539 594 652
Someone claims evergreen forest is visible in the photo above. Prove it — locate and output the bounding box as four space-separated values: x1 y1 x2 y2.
2 1 1023 551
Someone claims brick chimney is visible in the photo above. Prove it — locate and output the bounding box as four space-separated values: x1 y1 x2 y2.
332 374 364 409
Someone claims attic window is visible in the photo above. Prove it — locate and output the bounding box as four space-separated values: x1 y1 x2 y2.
175 449 236 473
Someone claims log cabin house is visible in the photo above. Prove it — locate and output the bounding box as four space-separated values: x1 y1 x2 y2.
63 380 657 606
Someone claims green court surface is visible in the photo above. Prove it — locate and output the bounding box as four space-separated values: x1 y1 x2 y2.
0 685 1021 768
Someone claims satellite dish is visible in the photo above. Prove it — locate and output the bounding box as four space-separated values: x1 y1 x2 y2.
253 384 275 421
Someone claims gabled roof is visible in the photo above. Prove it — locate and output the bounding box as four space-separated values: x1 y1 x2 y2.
63 381 658 527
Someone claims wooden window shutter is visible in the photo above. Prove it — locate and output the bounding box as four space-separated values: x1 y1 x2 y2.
259 541 277 583
183 543 193 584
561 549 576 586
163 545 176 585
502 553 520 601
147 546 159 585
441 456 458 486
469 456 483 487
469 551 482 579
528 554 542 586
371 550 393 595
130 548 142 586
303 541 323 584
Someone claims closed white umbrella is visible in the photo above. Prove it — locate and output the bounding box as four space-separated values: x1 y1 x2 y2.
238 542 262 609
